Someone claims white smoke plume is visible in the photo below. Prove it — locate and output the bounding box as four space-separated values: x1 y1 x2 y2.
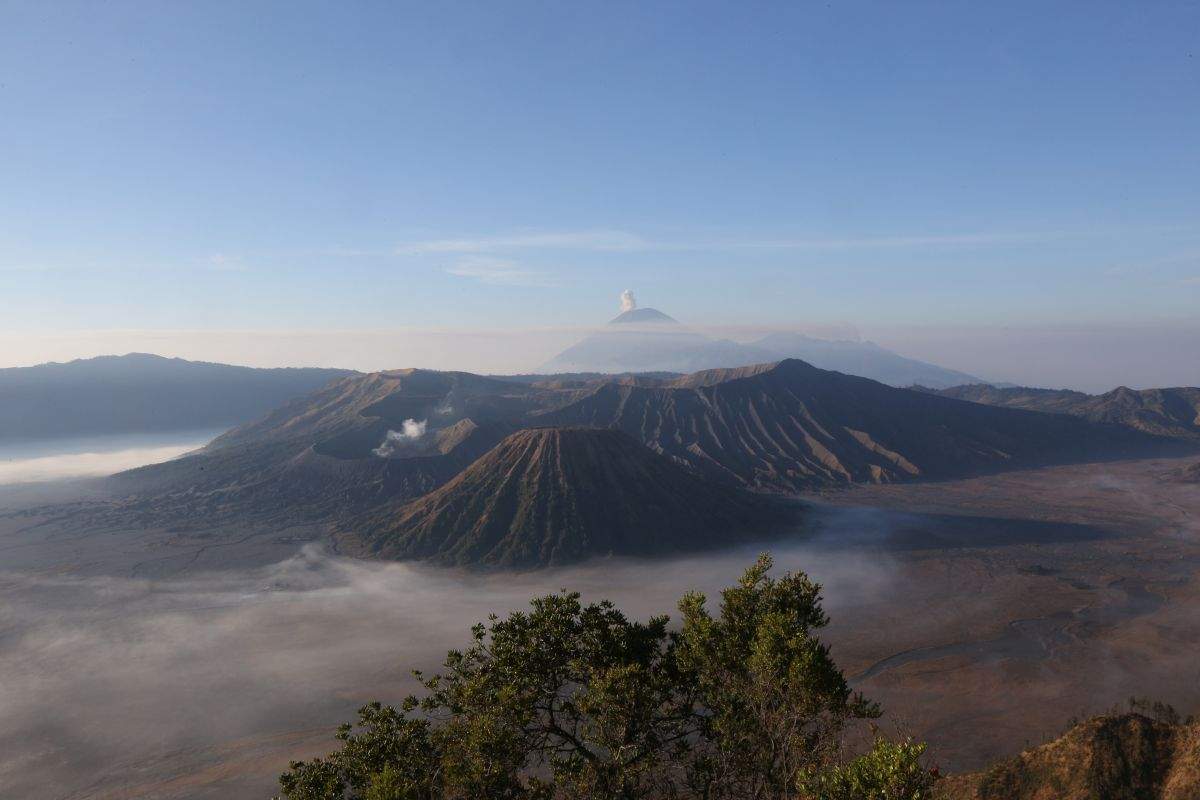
620 289 636 312
434 395 455 416
372 419 428 457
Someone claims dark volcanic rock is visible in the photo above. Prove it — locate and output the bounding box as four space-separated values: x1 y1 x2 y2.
341 427 798 568
536 360 1184 492
88 360 1189 536
100 368 575 527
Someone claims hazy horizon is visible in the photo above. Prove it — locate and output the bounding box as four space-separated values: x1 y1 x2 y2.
4 316 1198 393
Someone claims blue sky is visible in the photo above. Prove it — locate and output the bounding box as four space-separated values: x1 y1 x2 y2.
1 1 1198 375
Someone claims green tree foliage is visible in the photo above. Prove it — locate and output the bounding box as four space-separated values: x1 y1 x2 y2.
798 738 937 800
675 555 880 798
277 703 440 800
277 555 937 800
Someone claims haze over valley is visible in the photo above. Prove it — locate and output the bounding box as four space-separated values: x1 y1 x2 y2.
4 432 1200 798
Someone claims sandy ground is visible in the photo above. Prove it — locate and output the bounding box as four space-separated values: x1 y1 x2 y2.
1 454 1198 798
820 457 1200 771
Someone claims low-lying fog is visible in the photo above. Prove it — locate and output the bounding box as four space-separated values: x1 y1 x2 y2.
0 521 895 799
0 434 905 799
0 430 219 487
4 438 1198 799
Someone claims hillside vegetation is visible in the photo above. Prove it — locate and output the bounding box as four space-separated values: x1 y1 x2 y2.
940 706 1200 800
276 556 938 800
276 557 1200 800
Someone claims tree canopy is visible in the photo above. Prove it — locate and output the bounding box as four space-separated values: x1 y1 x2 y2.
277 555 937 800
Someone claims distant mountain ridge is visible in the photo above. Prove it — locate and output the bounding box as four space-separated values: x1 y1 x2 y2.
753 332 984 388
609 307 677 324
534 359 1174 492
0 353 355 443
541 329 781 376
922 383 1200 441
82 358 1194 568
540 312 983 388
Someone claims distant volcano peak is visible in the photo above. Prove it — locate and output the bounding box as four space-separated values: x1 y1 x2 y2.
609 307 678 324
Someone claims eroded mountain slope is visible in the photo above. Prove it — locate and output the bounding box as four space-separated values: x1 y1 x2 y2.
927 384 1200 441
68 360 1188 535
341 427 798 568
536 360 1179 492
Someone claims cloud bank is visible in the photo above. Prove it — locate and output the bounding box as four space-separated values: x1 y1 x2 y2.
0 439 210 485
0 534 896 799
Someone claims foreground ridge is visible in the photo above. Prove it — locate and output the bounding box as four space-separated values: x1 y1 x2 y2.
939 712 1200 800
